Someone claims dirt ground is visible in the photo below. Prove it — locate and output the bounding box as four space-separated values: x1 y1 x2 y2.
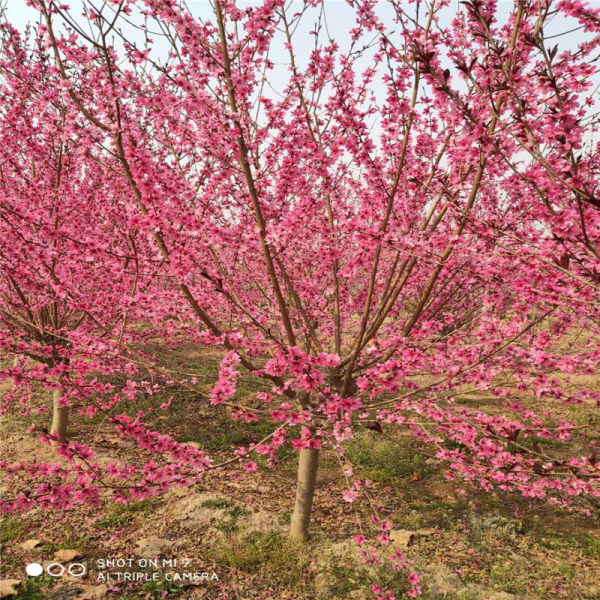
1 348 599 600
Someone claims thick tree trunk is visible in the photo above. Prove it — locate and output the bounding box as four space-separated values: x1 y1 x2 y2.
50 387 68 442
289 447 319 541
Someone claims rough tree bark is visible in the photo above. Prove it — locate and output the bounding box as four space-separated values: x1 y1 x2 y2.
289 447 320 540
50 387 68 442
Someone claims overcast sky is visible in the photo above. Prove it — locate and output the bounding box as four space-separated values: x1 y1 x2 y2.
4 0 599 140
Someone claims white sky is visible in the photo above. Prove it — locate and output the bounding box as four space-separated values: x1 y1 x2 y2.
4 0 600 138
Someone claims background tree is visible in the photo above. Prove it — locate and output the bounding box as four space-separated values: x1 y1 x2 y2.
0 20 160 443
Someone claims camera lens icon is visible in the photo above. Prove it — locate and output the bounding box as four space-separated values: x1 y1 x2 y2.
26 562 86 577
25 563 43 577
66 563 87 577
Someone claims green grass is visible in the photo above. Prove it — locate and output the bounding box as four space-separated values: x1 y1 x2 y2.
327 563 372 597
577 533 600 559
345 432 436 484
489 559 529 593
201 497 232 510
38 532 92 554
396 509 424 530
0 517 28 543
213 505 251 533
538 531 600 559
95 498 158 530
215 531 307 586
12 577 54 600
178 416 281 452
141 572 181 598
322 545 413 598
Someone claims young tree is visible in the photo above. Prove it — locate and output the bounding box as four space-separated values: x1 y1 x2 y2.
0 21 159 443
1 3 599 580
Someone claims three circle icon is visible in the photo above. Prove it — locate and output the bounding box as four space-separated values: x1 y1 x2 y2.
26 562 86 577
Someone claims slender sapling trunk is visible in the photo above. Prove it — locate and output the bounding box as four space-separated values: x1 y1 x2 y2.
50 387 68 442
289 447 320 541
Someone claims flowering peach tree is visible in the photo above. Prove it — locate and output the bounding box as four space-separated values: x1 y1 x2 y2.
1 0 600 596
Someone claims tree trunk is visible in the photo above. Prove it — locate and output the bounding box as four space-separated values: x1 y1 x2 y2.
50 387 68 442
289 447 319 541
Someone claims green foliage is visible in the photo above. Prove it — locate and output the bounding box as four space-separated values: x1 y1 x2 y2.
13 577 54 600
553 561 576 580
397 509 423 530
472 514 525 538
96 498 158 529
428 591 479 600
489 559 529 593
0 517 28 543
228 506 250 519
538 531 600 559
213 505 251 533
454 591 481 600
345 433 435 483
141 573 181 598
201 497 231 509
96 511 133 529
215 531 306 586
576 533 600 559
39 533 92 554
179 416 277 451
324 549 412 598
327 563 372 597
